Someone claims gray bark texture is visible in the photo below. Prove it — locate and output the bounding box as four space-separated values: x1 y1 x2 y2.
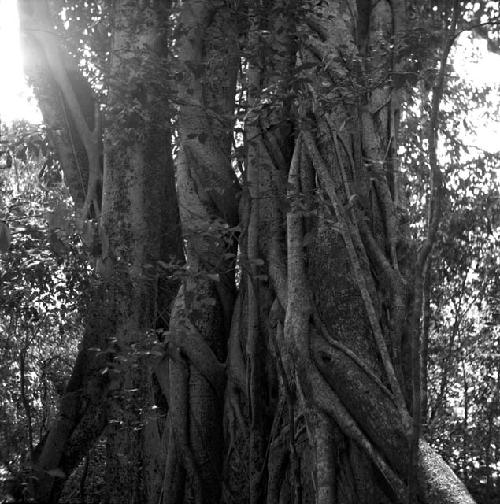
19 1 182 502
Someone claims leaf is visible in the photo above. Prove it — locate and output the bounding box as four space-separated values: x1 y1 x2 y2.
302 231 314 248
48 203 70 231
297 62 318 71
0 221 11 253
148 350 164 358
47 468 66 478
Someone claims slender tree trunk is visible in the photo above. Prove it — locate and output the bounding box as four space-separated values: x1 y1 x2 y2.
461 350 469 480
18 0 96 209
421 266 431 431
19 338 34 459
161 1 240 502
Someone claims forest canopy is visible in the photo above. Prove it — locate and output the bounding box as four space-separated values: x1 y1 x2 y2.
0 1 499 504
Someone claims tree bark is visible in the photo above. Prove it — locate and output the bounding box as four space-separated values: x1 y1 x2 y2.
22 1 182 502
220 2 477 504
18 1 480 503
158 1 240 502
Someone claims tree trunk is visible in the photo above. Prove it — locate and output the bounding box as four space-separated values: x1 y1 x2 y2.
101 4 182 502
20 1 182 502
162 2 240 502
18 0 480 503
18 0 95 208
221 2 476 504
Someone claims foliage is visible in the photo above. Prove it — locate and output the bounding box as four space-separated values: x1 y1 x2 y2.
0 121 89 498
400 56 500 502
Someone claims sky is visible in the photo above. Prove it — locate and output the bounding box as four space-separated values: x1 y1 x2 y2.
0 0 499 152
453 33 500 154
0 0 42 124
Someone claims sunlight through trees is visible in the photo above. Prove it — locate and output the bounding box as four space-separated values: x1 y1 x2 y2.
0 1 498 504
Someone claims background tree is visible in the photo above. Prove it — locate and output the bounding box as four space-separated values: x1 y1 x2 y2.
0 120 89 501
400 39 500 503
